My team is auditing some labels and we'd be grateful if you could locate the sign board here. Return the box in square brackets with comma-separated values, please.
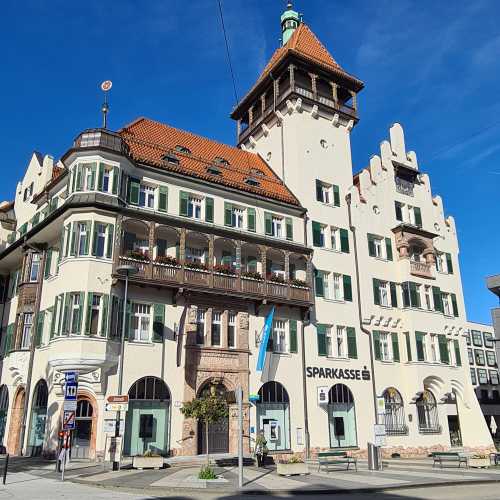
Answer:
[105, 435, 122, 463]
[317, 386, 329, 405]
[374, 434, 386, 447]
[376, 397, 386, 415]
[296, 427, 304, 446]
[103, 419, 124, 434]
[374, 424, 386, 436]
[107, 395, 129, 404]
[63, 410, 76, 430]
[63, 400, 77, 411]
[64, 372, 78, 401]
[105, 402, 129, 412]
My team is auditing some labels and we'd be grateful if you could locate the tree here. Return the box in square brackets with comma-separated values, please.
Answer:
[180, 385, 229, 466]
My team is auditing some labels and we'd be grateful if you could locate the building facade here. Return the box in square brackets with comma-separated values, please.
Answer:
[0, 5, 494, 460]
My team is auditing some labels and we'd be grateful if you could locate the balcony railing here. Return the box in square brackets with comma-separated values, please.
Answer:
[410, 260, 433, 279]
[117, 256, 312, 304]
[418, 424, 442, 434]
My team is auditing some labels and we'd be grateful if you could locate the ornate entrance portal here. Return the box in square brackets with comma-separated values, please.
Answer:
[197, 383, 229, 454]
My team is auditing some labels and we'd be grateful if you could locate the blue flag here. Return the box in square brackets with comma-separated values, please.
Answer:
[256, 306, 275, 372]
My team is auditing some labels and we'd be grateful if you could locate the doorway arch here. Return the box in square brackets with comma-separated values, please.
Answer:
[197, 382, 229, 455]
[328, 384, 357, 448]
[124, 377, 171, 456]
[7, 386, 25, 455]
[0, 385, 9, 448]
[72, 396, 97, 459]
[256, 381, 290, 451]
[27, 379, 48, 456]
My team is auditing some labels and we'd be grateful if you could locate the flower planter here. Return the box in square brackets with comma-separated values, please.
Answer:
[277, 462, 309, 476]
[132, 455, 164, 470]
[468, 457, 490, 468]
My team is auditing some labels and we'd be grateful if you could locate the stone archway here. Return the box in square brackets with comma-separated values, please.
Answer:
[7, 386, 26, 455]
[72, 391, 98, 460]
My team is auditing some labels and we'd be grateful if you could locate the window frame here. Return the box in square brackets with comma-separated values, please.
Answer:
[471, 330, 483, 347]
[29, 253, 41, 282]
[272, 319, 288, 354]
[130, 302, 151, 342]
[21, 312, 34, 349]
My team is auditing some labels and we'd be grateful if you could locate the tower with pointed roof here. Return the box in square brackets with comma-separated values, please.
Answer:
[281, 2, 300, 45]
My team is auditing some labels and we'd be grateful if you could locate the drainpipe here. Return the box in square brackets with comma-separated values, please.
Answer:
[345, 195, 379, 424]
[19, 245, 47, 455]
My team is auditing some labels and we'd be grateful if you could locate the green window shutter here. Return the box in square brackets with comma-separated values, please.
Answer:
[44, 248, 52, 278]
[385, 238, 393, 261]
[451, 293, 459, 317]
[347, 327, 357, 359]
[438, 334, 449, 364]
[76, 292, 84, 334]
[35, 311, 45, 347]
[153, 303, 165, 342]
[392, 332, 400, 362]
[56, 293, 65, 336]
[405, 332, 412, 362]
[5, 324, 13, 354]
[317, 324, 327, 356]
[264, 212, 272, 236]
[85, 292, 94, 335]
[106, 225, 114, 259]
[83, 221, 91, 255]
[390, 282, 398, 307]
[312, 221, 322, 247]
[179, 191, 189, 216]
[62, 293, 72, 335]
[414, 207, 422, 227]
[69, 223, 77, 256]
[285, 217, 293, 241]
[416, 332, 425, 361]
[158, 186, 168, 212]
[247, 208, 256, 232]
[454, 340, 461, 366]
[224, 202, 233, 227]
[340, 228, 349, 253]
[128, 178, 140, 205]
[289, 320, 297, 353]
[89, 163, 97, 190]
[100, 295, 109, 337]
[70, 167, 76, 193]
[402, 282, 410, 307]
[205, 197, 214, 222]
[49, 301, 57, 339]
[367, 234, 376, 257]
[395, 201, 402, 221]
[97, 163, 104, 191]
[112, 166, 119, 195]
[409, 282, 420, 307]
[333, 184, 340, 207]
[75, 165, 83, 191]
[373, 278, 380, 305]
[373, 331, 381, 360]
[91, 222, 98, 256]
[446, 253, 453, 274]
[432, 286, 443, 312]
[343, 274, 352, 302]
[314, 270, 324, 297]
[315, 179, 322, 201]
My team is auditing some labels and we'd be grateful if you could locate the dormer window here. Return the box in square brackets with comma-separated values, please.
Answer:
[245, 177, 260, 187]
[250, 168, 264, 177]
[175, 145, 191, 155]
[162, 152, 180, 165]
[207, 165, 221, 176]
[214, 156, 230, 166]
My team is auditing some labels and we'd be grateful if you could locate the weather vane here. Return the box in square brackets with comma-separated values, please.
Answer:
[100, 80, 112, 129]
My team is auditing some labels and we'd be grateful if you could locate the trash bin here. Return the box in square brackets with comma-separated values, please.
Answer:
[368, 442, 380, 470]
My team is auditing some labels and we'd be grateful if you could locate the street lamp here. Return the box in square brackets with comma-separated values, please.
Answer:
[113, 264, 138, 471]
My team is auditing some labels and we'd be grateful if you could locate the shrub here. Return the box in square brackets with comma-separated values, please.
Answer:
[198, 466, 217, 480]
[290, 278, 308, 287]
[279, 455, 304, 464]
[268, 273, 285, 284]
[127, 250, 150, 261]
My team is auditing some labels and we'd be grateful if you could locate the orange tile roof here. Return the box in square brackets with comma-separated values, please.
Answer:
[119, 117, 301, 207]
[233, 24, 363, 116]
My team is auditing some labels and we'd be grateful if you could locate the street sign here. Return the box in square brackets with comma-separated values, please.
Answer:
[63, 410, 76, 430]
[64, 372, 78, 401]
[103, 419, 124, 434]
[374, 424, 386, 436]
[107, 395, 129, 404]
[374, 434, 386, 446]
[105, 402, 128, 412]
[63, 400, 77, 411]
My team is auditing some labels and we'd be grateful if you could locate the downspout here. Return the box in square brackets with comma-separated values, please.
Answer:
[346, 194, 379, 425]
[19, 245, 47, 455]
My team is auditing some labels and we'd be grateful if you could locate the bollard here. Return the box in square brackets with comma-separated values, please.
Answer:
[3, 454, 9, 485]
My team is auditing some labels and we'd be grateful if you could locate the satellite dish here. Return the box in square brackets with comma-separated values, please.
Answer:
[101, 80, 113, 92]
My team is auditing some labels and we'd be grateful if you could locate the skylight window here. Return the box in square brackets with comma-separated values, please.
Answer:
[162, 152, 180, 165]
[207, 166, 222, 176]
[175, 145, 191, 154]
[245, 177, 260, 187]
[250, 168, 264, 177]
[214, 156, 230, 166]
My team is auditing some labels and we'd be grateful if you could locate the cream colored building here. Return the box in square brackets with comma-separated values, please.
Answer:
[0, 4, 494, 460]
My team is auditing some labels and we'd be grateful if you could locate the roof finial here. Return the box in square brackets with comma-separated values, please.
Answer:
[281, 1, 300, 46]
[100, 80, 112, 129]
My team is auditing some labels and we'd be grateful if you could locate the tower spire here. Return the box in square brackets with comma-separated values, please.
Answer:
[281, 1, 301, 46]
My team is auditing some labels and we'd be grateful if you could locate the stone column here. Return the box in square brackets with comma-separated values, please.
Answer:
[148, 222, 155, 279]
[330, 82, 338, 106]
[205, 308, 213, 347]
[309, 73, 318, 99]
[289, 64, 295, 91]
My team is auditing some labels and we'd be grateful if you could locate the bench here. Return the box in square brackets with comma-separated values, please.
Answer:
[317, 451, 357, 472]
[432, 452, 468, 468]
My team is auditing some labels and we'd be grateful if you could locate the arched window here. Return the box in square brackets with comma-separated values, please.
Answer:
[328, 384, 357, 448]
[383, 388, 407, 435]
[416, 390, 440, 433]
[256, 382, 290, 451]
[76, 399, 94, 418]
[0, 385, 9, 445]
[129, 376, 171, 401]
[33, 380, 48, 409]
[28, 380, 48, 455]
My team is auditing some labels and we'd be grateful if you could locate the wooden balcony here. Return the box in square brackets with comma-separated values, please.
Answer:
[117, 256, 313, 306]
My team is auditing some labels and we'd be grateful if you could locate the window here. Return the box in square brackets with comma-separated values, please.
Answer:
[465, 331, 471, 346]
[475, 349, 485, 366]
[271, 216, 282, 238]
[424, 286, 433, 310]
[416, 390, 440, 432]
[102, 168, 110, 192]
[484, 332, 494, 349]
[379, 281, 389, 307]
[70, 294, 82, 334]
[490, 370, 499, 385]
[315, 180, 340, 206]
[272, 319, 288, 353]
[211, 311, 222, 347]
[332, 273, 343, 301]
[435, 253, 444, 272]
[430, 334, 439, 363]
[330, 227, 340, 251]
[395, 201, 422, 227]
[186, 246, 205, 264]
[416, 332, 427, 361]
[196, 309, 205, 345]
[367, 233, 393, 260]
[89, 295, 101, 336]
[486, 351, 497, 367]
[467, 348, 474, 365]
[228, 312, 236, 348]
[29, 253, 41, 282]
[77, 223, 88, 256]
[139, 184, 155, 209]
[470, 368, 477, 385]
[477, 368, 488, 385]
[131, 303, 150, 342]
[336, 326, 347, 358]
[442, 293, 452, 316]
[231, 206, 244, 229]
[85, 164, 95, 190]
[188, 196, 202, 219]
[383, 388, 407, 435]
[21, 312, 33, 349]
[402, 282, 421, 308]
[472, 330, 483, 347]
[380, 332, 392, 361]
[325, 326, 333, 357]
[94, 223, 107, 258]
[374, 279, 397, 307]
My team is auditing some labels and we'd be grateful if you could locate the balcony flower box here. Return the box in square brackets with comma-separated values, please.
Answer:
[213, 264, 236, 275]
[290, 278, 308, 288]
[132, 454, 164, 470]
[268, 273, 286, 284]
[277, 457, 308, 476]
[126, 250, 150, 262]
[185, 262, 209, 272]
[155, 255, 179, 267]
[241, 271, 263, 281]
[468, 455, 490, 468]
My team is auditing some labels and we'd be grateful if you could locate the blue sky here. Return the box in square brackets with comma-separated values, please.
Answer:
[1, 0, 498, 324]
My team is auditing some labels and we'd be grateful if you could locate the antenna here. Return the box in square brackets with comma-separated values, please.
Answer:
[100, 80, 112, 129]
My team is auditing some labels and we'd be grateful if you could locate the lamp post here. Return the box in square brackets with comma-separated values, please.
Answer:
[113, 265, 138, 471]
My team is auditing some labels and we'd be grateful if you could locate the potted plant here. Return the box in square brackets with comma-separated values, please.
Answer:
[155, 255, 179, 266]
[277, 455, 309, 476]
[213, 264, 236, 275]
[290, 278, 308, 288]
[241, 270, 263, 280]
[132, 449, 164, 470]
[468, 454, 490, 468]
[127, 250, 150, 262]
[268, 273, 286, 284]
[185, 261, 208, 271]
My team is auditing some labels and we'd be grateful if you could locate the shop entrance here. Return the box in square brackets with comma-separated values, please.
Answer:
[72, 399, 94, 459]
[197, 383, 229, 454]
[27, 380, 48, 456]
[446, 391, 462, 447]
[328, 384, 357, 448]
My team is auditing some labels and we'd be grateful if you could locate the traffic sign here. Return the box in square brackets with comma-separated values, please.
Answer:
[63, 410, 76, 430]
[107, 395, 129, 404]
[105, 402, 128, 412]
[63, 400, 77, 411]
[64, 372, 78, 401]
